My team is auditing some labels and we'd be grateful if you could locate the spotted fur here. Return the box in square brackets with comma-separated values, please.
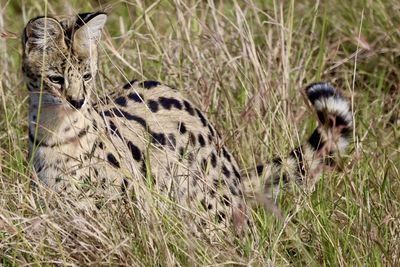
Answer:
[22, 13, 352, 235]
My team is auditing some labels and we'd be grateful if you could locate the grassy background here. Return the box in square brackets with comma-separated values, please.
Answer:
[0, 0, 399, 265]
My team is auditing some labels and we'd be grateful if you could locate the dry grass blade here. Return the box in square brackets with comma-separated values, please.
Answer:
[0, 0, 399, 266]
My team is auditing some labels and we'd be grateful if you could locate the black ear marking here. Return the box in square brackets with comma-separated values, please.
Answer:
[76, 12, 108, 28]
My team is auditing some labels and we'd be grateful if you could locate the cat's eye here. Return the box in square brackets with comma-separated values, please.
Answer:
[49, 75, 65, 85]
[83, 73, 92, 81]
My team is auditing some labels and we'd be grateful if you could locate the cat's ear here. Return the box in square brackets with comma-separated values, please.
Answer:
[73, 13, 107, 57]
[23, 17, 65, 53]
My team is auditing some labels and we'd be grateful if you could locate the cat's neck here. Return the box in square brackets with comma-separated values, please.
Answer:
[28, 95, 96, 148]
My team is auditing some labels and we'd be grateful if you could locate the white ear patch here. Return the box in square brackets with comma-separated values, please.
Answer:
[79, 14, 107, 42]
[73, 14, 107, 56]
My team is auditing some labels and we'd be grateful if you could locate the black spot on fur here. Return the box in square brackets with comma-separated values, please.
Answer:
[189, 132, 196, 146]
[270, 175, 286, 188]
[28, 82, 35, 91]
[109, 121, 123, 138]
[208, 124, 215, 137]
[167, 133, 176, 150]
[195, 108, 207, 127]
[99, 177, 106, 189]
[221, 195, 231, 206]
[82, 175, 90, 184]
[178, 122, 187, 134]
[216, 211, 226, 222]
[222, 164, 230, 178]
[77, 127, 88, 138]
[107, 153, 120, 168]
[281, 173, 289, 184]
[207, 134, 213, 143]
[173, 99, 182, 110]
[213, 178, 220, 188]
[141, 80, 160, 89]
[104, 109, 147, 128]
[98, 142, 104, 149]
[272, 157, 282, 165]
[123, 79, 137, 89]
[148, 100, 159, 112]
[115, 96, 127, 107]
[140, 160, 147, 175]
[229, 185, 239, 196]
[127, 92, 144, 103]
[183, 100, 195, 116]
[187, 152, 195, 164]
[200, 198, 206, 209]
[159, 97, 182, 110]
[152, 132, 166, 146]
[209, 189, 217, 198]
[256, 165, 264, 175]
[127, 141, 142, 161]
[232, 166, 241, 180]
[159, 97, 172, 110]
[237, 189, 243, 196]
[222, 147, 231, 162]
[92, 120, 98, 130]
[35, 164, 43, 173]
[121, 178, 129, 193]
[198, 134, 206, 147]
[201, 199, 213, 210]
[211, 152, 217, 168]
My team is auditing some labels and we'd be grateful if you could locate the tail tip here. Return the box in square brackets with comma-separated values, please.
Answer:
[305, 82, 339, 104]
[305, 82, 353, 127]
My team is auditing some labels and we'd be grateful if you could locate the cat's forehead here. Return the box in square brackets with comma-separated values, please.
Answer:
[56, 15, 77, 30]
[51, 15, 80, 42]
[55, 13, 104, 31]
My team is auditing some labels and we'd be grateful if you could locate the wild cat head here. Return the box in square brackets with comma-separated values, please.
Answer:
[22, 12, 107, 110]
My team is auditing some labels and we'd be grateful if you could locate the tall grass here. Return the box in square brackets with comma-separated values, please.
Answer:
[0, 0, 399, 265]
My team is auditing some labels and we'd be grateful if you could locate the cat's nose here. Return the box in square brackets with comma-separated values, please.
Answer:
[67, 97, 85, 109]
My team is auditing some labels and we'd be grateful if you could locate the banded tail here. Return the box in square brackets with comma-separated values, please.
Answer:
[243, 83, 353, 214]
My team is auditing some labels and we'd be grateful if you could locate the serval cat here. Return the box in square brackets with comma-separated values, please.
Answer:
[22, 12, 352, 235]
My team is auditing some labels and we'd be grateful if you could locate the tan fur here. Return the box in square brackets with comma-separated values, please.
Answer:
[22, 13, 352, 236]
